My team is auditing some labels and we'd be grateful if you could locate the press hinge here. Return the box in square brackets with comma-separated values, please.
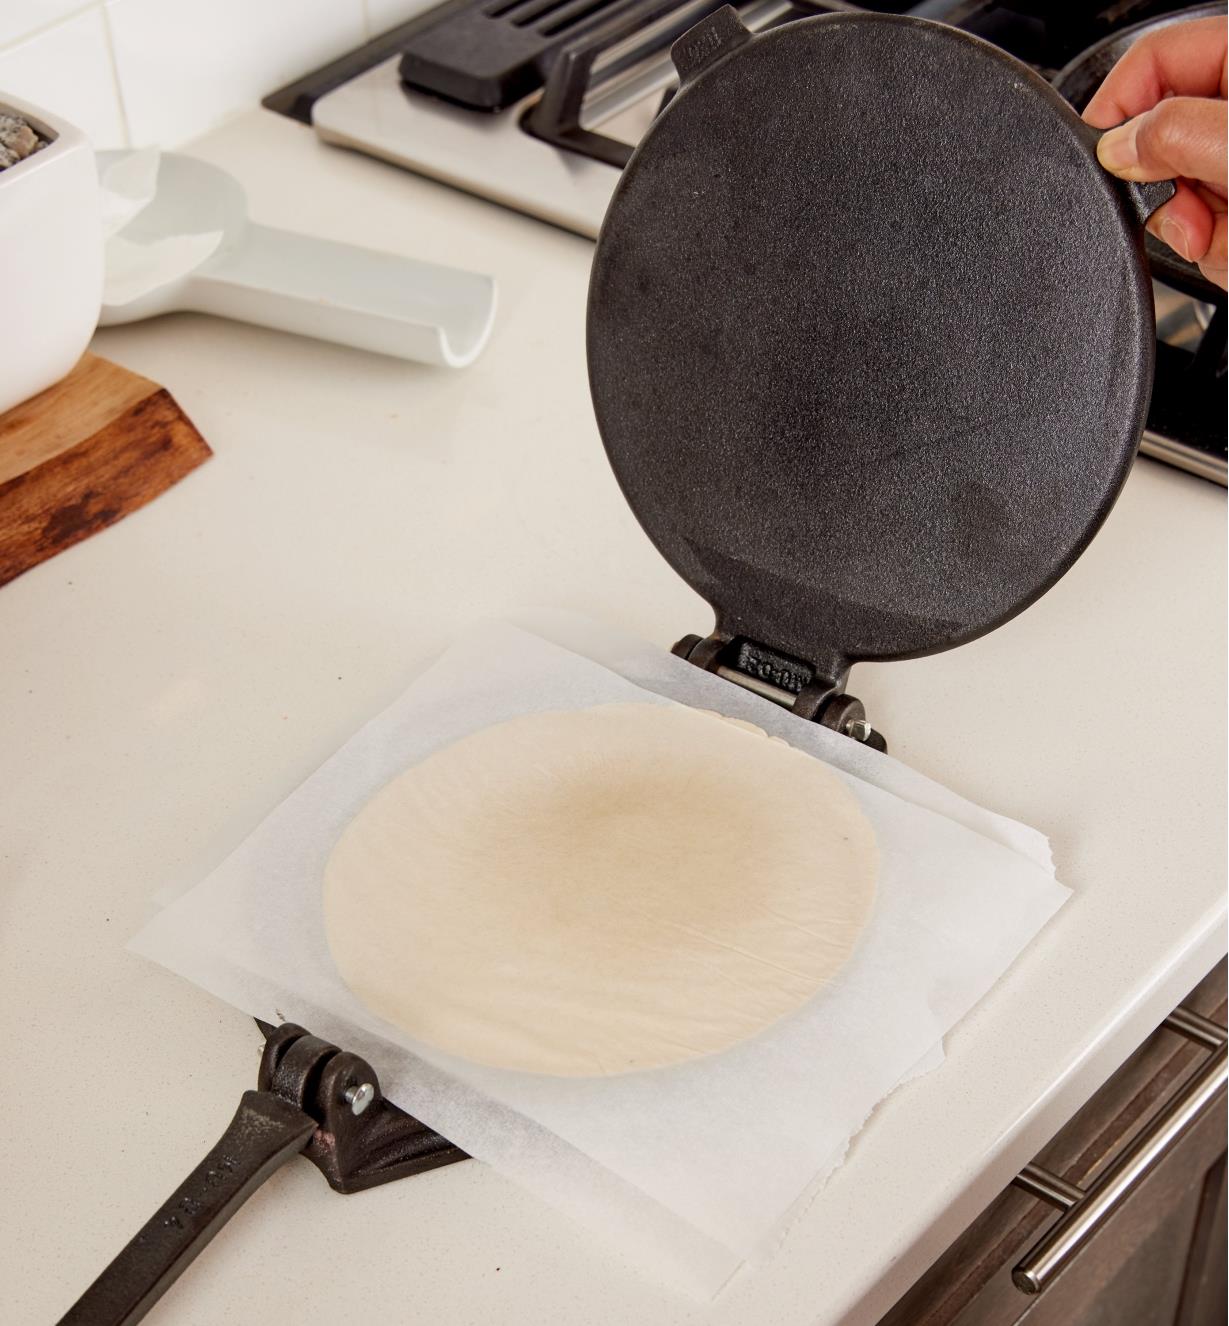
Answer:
[672, 632, 887, 753]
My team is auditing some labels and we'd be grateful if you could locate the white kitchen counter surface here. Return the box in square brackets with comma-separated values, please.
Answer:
[2, 110, 1225, 1326]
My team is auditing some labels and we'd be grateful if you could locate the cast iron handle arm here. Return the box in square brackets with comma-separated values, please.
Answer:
[56, 1023, 466, 1323]
[57, 1090, 316, 1326]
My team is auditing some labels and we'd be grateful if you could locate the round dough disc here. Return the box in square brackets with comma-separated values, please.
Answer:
[324, 702, 878, 1076]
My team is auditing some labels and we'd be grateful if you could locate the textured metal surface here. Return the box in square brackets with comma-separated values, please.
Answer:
[59, 1092, 317, 1326]
[256, 1021, 468, 1194]
[58, 1025, 467, 1325]
[673, 626, 888, 748]
[588, 9, 1158, 670]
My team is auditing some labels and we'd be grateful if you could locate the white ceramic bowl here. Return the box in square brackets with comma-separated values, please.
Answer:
[0, 94, 102, 416]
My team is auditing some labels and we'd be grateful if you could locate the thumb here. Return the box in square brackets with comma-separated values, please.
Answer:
[1097, 97, 1228, 191]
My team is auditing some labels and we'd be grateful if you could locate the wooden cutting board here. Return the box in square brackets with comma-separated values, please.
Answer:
[0, 352, 211, 587]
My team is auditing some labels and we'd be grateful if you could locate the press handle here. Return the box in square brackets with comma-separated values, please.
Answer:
[58, 1090, 316, 1326]
[1010, 1006, 1228, 1295]
[1081, 123, 1176, 224]
[185, 224, 497, 368]
[1119, 175, 1176, 226]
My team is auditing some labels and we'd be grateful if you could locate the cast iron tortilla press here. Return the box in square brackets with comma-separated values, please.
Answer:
[60, 10, 1172, 1324]
[588, 6, 1171, 753]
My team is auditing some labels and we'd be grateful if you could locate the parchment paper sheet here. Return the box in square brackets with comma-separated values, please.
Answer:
[131, 619, 1069, 1297]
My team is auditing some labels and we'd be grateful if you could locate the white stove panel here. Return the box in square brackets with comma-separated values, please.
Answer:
[312, 58, 624, 239]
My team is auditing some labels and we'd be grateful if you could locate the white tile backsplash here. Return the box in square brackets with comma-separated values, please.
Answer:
[0, 1, 91, 50]
[363, 0, 437, 38]
[0, 6, 126, 147]
[106, 0, 364, 145]
[0, 0, 378, 150]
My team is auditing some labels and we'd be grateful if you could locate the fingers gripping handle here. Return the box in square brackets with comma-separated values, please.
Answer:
[1086, 123, 1176, 224]
[58, 1091, 316, 1326]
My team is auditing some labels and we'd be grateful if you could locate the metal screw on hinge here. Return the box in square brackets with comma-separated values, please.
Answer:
[845, 719, 874, 742]
[343, 1082, 376, 1116]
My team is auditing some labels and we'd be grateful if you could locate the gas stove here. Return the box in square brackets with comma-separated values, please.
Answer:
[265, 0, 1227, 484]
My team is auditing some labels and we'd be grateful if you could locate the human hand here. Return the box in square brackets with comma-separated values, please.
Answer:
[1083, 16, 1227, 290]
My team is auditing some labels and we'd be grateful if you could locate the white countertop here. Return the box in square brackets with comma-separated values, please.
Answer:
[2, 109, 1225, 1326]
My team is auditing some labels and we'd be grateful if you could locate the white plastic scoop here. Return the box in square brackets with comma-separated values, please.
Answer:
[97, 151, 496, 368]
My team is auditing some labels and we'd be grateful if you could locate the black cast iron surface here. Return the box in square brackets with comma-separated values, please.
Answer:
[588, 9, 1162, 675]
[58, 1024, 465, 1326]
[58, 1092, 317, 1326]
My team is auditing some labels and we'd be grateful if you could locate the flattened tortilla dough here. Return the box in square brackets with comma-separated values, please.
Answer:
[324, 702, 878, 1076]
